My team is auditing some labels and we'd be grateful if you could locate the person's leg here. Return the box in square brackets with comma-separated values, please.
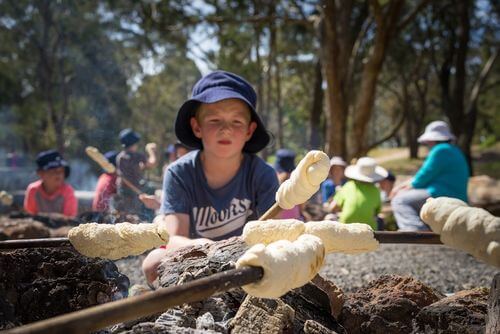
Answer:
[392, 189, 431, 231]
[142, 247, 169, 285]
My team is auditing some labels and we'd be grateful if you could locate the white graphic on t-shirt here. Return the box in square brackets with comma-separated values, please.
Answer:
[193, 198, 253, 238]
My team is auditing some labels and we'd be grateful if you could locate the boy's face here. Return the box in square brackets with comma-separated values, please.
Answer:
[37, 167, 65, 189]
[190, 99, 257, 159]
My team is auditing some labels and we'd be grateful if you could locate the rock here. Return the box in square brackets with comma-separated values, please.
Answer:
[229, 296, 295, 333]
[415, 287, 489, 333]
[0, 216, 50, 240]
[312, 274, 345, 318]
[486, 273, 500, 334]
[339, 275, 444, 334]
[0, 247, 129, 329]
[304, 320, 340, 334]
[468, 175, 500, 215]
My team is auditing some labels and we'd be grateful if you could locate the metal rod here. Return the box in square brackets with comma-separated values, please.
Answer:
[0, 237, 71, 250]
[259, 202, 282, 220]
[5, 266, 264, 334]
[0, 231, 443, 251]
[374, 231, 442, 244]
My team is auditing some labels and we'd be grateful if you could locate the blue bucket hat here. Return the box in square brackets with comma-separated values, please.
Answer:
[119, 128, 141, 148]
[174, 71, 270, 153]
[274, 149, 296, 173]
[104, 150, 118, 166]
[36, 149, 70, 178]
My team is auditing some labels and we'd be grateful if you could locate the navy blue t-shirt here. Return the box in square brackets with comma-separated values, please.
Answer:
[160, 150, 279, 240]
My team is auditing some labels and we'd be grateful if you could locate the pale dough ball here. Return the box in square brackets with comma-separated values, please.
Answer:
[276, 151, 330, 209]
[242, 219, 305, 246]
[304, 220, 379, 254]
[236, 234, 325, 298]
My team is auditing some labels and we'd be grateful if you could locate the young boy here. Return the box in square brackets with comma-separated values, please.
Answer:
[24, 149, 78, 217]
[325, 157, 387, 230]
[142, 71, 279, 284]
[92, 150, 118, 212]
[114, 128, 157, 215]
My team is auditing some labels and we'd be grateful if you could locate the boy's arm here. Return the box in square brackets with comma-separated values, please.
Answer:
[62, 186, 78, 218]
[156, 213, 213, 250]
[24, 185, 37, 214]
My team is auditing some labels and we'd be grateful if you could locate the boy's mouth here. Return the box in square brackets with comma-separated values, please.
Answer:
[218, 140, 232, 145]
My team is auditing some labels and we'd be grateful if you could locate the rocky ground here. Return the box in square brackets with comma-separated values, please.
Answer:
[115, 243, 499, 296]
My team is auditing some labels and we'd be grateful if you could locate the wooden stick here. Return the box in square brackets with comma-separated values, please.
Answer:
[5, 266, 264, 334]
[258, 202, 282, 220]
[0, 232, 443, 251]
[121, 177, 143, 195]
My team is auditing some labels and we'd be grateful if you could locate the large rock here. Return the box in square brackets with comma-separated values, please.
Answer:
[339, 275, 444, 334]
[0, 247, 129, 329]
[415, 288, 489, 333]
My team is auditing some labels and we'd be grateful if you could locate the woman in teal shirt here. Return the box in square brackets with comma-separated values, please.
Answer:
[391, 121, 469, 230]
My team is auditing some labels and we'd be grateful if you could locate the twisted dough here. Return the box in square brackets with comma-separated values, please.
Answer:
[242, 219, 305, 246]
[236, 234, 325, 298]
[85, 146, 116, 174]
[0, 191, 13, 206]
[68, 222, 169, 260]
[304, 220, 379, 254]
[276, 150, 330, 209]
[420, 197, 500, 268]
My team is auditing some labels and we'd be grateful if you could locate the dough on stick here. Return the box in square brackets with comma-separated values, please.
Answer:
[421, 197, 500, 268]
[276, 150, 330, 209]
[236, 234, 325, 298]
[242, 219, 305, 246]
[305, 220, 379, 254]
[68, 222, 169, 260]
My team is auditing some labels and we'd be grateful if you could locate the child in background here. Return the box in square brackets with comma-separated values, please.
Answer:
[325, 157, 387, 230]
[320, 156, 347, 204]
[142, 71, 279, 284]
[92, 150, 118, 212]
[273, 149, 310, 221]
[24, 150, 78, 217]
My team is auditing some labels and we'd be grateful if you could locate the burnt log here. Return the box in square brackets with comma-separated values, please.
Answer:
[486, 273, 500, 334]
[0, 247, 129, 330]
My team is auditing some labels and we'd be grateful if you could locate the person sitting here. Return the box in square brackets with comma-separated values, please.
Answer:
[325, 157, 387, 230]
[273, 149, 310, 221]
[24, 150, 78, 218]
[92, 150, 118, 212]
[320, 156, 347, 205]
[391, 121, 469, 231]
[142, 71, 279, 285]
[114, 128, 157, 215]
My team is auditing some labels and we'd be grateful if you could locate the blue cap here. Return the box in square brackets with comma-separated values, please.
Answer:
[174, 71, 270, 153]
[36, 149, 70, 178]
[274, 149, 296, 173]
[104, 150, 118, 166]
[119, 128, 141, 148]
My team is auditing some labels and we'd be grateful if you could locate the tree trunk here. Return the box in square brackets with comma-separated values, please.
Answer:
[309, 60, 323, 150]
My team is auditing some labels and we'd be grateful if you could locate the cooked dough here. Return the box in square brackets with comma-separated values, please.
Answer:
[86, 146, 116, 174]
[242, 219, 305, 246]
[305, 220, 379, 254]
[420, 197, 468, 233]
[145, 142, 157, 154]
[420, 197, 500, 268]
[276, 150, 330, 209]
[236, 234, 325, 298]
[68, 222, 169, 260]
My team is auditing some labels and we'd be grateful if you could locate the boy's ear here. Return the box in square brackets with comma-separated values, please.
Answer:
[190, 117, 202, 139]
[246, 121, 257, 141]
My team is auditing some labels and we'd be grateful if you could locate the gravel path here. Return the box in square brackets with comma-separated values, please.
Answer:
[115, 244, 499, 295]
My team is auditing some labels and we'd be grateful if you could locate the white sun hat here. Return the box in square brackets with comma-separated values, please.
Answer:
[417, 120, 456, 143]
[344, 157, 388, 183]
[330, 156, 347, 167]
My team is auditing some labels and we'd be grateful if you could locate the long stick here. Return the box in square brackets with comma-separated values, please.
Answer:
[5, 266, 264, 334]
[0, 231, 444, 251]
[259, 202, 282, 220]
